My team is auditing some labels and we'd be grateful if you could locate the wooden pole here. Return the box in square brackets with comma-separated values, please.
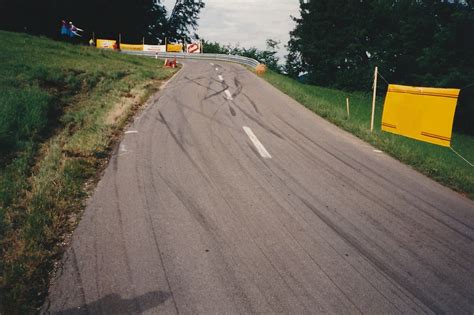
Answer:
[346, 97, 350, 119]
[370, 66, 378, 132]
[119, 33, 121, 45]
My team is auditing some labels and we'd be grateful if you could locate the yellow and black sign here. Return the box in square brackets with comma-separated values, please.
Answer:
[381, 84, 460, 147]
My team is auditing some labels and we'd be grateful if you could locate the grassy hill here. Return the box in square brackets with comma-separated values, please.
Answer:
[0, 30, 177, 313]
[263, 71, 474, 199]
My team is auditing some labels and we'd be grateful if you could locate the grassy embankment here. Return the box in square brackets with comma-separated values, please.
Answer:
[263, 70, 474, 199]
[0, 30, 177, 313]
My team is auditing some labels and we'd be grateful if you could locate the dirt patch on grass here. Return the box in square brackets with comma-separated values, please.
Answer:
[105, 84, 150, 126]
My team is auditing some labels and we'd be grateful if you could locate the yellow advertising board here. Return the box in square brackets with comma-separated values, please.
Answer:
[166, 44, 183, 52]
[381, 84, 460, 147]
[96, 39, 116, 49]
[120, 43, 144, 51]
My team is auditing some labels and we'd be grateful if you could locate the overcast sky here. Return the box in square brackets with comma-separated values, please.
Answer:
[162, 0, 300, 60]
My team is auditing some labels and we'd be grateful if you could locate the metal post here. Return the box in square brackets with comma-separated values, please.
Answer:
[371, 66, 378, 132]
[346, 97, 350, 119]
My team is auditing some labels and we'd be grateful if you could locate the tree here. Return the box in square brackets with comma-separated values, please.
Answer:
[165, 0, 205, 42]
[286, 0, 474, 134]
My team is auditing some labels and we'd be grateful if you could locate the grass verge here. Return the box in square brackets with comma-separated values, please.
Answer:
[262, 70, 474, 199]
[0, 31, 177, 313]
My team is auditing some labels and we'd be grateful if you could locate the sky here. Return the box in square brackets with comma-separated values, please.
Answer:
[162, 0, 301, 60]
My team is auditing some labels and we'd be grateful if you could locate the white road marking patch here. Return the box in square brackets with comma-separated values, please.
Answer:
[373, 149, 382, 153]
[215, 67, 219, 71]
[210, 63, 214, 66]
[243, 126, 272, 159]
[218, 75, 224, 81]
[224, 89, 233, 101]
[125, 130, 138, 134]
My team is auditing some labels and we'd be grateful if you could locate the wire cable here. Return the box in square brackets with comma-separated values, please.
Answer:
[450, 146, 474, 167]
[377, 71, 390, 86]
[461, 82, 474, 90]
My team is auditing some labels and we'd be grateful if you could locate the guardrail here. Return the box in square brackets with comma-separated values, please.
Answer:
[121, 50, 261, 68]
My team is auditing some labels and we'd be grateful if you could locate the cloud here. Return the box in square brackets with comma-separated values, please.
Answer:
[162, 0, 300, 60]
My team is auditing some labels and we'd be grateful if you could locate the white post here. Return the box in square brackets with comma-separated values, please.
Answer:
[370, 66, 378, 132]
[346, 97, 350, 119]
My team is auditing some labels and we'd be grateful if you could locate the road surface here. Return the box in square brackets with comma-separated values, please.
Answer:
[44, 60, 474, 314]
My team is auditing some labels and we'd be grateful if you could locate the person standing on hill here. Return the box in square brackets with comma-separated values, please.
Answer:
[69, 22, 83, 37]
[60, 20, 69, 39]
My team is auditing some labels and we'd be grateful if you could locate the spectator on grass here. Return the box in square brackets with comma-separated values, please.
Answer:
[60, 20, 69, 38]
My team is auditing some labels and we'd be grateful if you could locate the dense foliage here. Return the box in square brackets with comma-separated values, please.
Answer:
[203, 39, 283, 73]
[287, 0, 474, 134]
[0, 0, 205, 43]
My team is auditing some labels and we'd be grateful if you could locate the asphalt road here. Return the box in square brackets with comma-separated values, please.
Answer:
[44, 60, 474, 314]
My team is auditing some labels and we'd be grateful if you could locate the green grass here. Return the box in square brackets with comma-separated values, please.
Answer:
[263, 70, 474, 199]
[0, 30, 177, 313]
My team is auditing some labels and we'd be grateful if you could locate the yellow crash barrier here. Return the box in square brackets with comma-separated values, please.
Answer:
[381, 84, 460, 147]
[120, 43, 144, 51]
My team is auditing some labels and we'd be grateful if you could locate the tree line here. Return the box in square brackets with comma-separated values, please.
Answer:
[0, 0, 204, 43]
[286, 0, 474, 134]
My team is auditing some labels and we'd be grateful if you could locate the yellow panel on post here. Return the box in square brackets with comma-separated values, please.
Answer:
[120, 44, 144, 51]
[166, 44, 183, 52]
[96, 39, 116, 49]
[381, 84, 460, 147]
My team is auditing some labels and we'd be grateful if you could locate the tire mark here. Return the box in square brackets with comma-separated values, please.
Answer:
[274, 132, 474, 300]
[71, 247, 91, 314]
[275, 117, 474, 266]
[277, 117, 474, 240]
[112, 176, 142, 314]
[221, 129, 411, 313]
[243, 93, 261, 114]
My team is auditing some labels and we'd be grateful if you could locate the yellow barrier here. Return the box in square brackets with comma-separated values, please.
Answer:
[381, 84, 460, 147]
[167, 44, 183, 52]
[120, 43, 144, 51]
[96, 39, 116, 49]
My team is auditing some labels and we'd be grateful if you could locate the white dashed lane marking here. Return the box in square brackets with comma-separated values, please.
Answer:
[224, 90, 233, 101]
[243, 126, 272, 159]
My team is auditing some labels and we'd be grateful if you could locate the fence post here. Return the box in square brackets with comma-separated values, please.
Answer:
[371, 66, 378, 132]
[346, 97, 350, 119]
